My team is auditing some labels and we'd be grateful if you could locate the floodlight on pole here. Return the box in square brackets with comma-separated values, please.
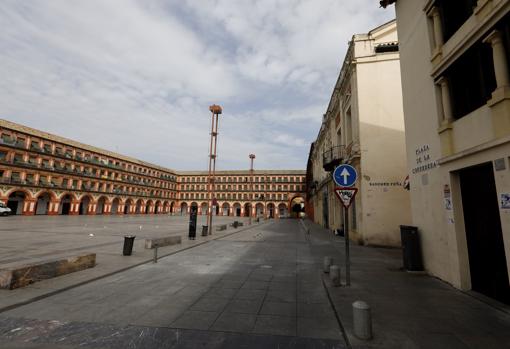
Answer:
[207, 104, 222, 235]
[248, 154, 255, 225]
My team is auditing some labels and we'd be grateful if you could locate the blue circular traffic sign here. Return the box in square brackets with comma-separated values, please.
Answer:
[333, 164, 357, 187]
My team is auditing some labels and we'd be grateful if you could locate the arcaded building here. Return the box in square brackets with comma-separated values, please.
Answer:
[178, 171, 305, 218]
[0, 119, 305, 218]
[307, 20, 411, 247]
[381, 0, 510, 304]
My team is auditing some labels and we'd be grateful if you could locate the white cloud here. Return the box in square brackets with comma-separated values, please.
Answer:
[0, 0, 394, 170]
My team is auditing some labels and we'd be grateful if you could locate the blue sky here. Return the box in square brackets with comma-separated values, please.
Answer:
[0, 1, 394, 170]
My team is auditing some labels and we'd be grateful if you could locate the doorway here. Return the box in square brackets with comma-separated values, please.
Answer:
[459, 162, 510, 304]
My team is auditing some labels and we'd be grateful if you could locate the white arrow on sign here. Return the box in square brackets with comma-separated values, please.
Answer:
[340, 168, 350, 185]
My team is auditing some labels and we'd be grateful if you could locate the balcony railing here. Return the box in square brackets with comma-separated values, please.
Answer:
[322, 145, 346, 172]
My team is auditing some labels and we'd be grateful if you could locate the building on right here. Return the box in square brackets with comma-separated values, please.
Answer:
[381, 0, 510, 304]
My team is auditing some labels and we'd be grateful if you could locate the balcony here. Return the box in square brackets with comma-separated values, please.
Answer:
[0, 137, 15, 146]
[322, 145, 346, 172]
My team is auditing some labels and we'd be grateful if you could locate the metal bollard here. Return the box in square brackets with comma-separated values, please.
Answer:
[323, 256, 333, 273]
[352, 301, 372, 340]
[329, 265, 341, 286]
[153, 244, 158, 263]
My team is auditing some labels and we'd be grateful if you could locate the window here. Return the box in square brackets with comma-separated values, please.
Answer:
[436, 0, 477, 42]
[1, 133, 13, 143]
[39, 175, 48, 185]
[30, 141, 41, 151]
[11, 172, 21, 183]
[15, 137, 25, 148]
[26, 173, 34, 184]
[0, 151, 6, 161]
[445, 41, 496, 119]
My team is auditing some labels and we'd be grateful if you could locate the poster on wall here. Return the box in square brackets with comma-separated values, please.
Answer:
[443, 184, 452, 210]
[501, 194, 510, 209]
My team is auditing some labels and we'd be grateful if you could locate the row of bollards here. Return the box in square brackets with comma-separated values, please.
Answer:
[324, 256, 372, 340]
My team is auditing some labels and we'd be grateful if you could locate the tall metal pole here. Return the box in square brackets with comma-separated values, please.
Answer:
[207, 104, 222, 235]
[249, 154, 255, 225]
[344, 206, 351, 286]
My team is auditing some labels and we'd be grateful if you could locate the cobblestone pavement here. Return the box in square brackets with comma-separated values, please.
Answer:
[0, 219, 346, 349]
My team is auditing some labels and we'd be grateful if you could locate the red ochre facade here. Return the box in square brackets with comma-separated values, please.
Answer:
[0, 120, 305, 218]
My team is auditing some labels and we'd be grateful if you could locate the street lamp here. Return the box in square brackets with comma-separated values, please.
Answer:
[207, 104, 222, 235]
[248, 154, 255, 225]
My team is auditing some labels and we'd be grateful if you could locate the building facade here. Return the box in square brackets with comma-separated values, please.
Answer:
[307, 20, 411, 247]
[177, 171, 306, 218]
[0, 119, 304, 218]
[382, 0, 510, 304]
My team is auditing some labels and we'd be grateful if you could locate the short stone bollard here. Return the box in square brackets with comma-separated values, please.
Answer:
[352, 300, 372, 340]
[323, 256, 333, 273]
[329, 265, 341, 286]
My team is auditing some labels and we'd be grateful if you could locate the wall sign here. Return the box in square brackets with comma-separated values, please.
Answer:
[412, 144, 438, 174]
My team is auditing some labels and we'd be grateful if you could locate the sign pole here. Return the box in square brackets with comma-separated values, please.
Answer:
[344, 206, 350, 286]
[333, 163, 358, 288]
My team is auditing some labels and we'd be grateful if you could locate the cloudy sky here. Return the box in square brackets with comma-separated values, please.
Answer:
[0, 1, 394, 171]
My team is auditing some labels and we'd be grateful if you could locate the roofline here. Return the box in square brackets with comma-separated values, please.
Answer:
[379, 0, 396, 9]
[0, 119, 305, 175]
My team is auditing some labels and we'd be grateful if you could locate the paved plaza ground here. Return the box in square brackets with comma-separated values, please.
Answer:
[0, 217, 509, 348]
[0, 214, 251, 311]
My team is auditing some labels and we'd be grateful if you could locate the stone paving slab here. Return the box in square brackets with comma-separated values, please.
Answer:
[0, 316, 345, 349]
[0, 215, 258, 312]
[302, 219, 510, 349]
[2, 218, 506, 348]
[0, 220, 347, 348]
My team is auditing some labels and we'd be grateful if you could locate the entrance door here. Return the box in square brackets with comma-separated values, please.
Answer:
[459, 163, 510, 305]
[61, 202, 71, 215]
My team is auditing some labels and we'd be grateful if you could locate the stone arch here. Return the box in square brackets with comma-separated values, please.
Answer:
[145, 200, 154, 214]
[7, 190, 31, 215]
[96, 196, 109, 215]
[289, 195, 305, 218]
[233, 202, 241, 217]
[180, 202, 188, 215]
[80, 195, 93, 215]
[135, 199, 144, 214]
[155, 200, 162, 214]
[59, 193, 77, 215]
[255, 202, 264, 217]
[111, 197, 121, 215]
[278, 203, 288, 218]
[163, 201, 170, 214]
[124, 198, 134, 214]
[200, 202, 208, 215]
[35, 191, 56, 215]
[267, 203, 275, 219]
[244, 202, 251, 217]
[170, 201, 175, 214]
[221, 202, 230, 216]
